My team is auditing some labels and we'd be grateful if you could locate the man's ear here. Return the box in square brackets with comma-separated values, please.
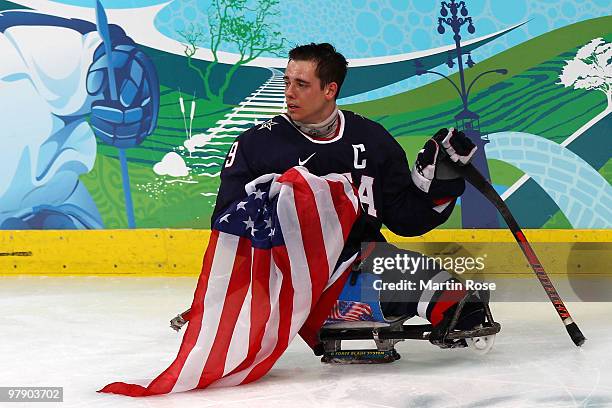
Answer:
[325, 82, 338, 100]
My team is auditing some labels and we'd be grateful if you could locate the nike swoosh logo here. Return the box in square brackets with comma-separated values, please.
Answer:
[298, 152, 316, 166]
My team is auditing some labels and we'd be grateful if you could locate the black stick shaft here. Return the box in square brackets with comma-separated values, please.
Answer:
[457, 163, 585, 346]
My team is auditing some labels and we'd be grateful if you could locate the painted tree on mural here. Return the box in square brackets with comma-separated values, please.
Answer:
[559, 37, 612, 110]
[178, 0, 286, 103]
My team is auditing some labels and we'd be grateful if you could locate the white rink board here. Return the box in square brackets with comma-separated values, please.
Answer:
[0, 277, 611, 408]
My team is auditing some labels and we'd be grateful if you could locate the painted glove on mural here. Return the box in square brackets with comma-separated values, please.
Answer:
[411, 128, 477, 210]
[0, 11, 160, 230]
[0, 13, 113, 229]
[87, 38, 160, 149]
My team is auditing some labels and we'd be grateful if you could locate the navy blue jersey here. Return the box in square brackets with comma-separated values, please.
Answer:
[213, 110, 458, 242]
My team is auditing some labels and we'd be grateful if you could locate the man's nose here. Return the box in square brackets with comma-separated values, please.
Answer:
[285, 84, 294, 99]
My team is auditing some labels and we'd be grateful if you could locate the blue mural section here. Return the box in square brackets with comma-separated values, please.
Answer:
[0, 9, 159, 229]
[487, 131, 612, 228]
[44, 0, 612, 101]
[50, 0, 169, 8]
[151, 0, 612, 102]
[492, 112, 612, 228]
[153, 0, 609, 58]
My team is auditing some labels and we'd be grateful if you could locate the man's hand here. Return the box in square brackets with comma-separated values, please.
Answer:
[432, 127, 477, 165]
[86, 41, 160, 148]
[412, 128, 476, 194]
[170, 313, 187, 332]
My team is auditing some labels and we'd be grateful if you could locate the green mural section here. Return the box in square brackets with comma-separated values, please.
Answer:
[80, 87, 233, 228]
[76, 16, 611, 229]
[0, 1, 27, 9]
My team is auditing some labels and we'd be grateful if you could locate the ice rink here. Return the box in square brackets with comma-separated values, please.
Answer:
[1, 276, 611, 408]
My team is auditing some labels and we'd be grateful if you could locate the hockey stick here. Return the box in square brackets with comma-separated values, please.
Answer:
[457, 163, 586, 347]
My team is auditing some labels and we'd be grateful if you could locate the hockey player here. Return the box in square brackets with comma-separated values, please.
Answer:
[172, 43, 492, 352]
[0, 10, 159, 229]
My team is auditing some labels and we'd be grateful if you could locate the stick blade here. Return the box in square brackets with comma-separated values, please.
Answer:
[566, 322, 586, 347]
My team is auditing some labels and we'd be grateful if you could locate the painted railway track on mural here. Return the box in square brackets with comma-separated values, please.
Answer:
[183, 68, 287, 178]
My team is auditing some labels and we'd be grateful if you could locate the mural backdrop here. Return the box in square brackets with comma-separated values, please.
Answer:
[0, 0, 610, 230]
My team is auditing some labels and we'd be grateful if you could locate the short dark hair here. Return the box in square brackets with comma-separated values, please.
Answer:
[288, 43, 348, 99]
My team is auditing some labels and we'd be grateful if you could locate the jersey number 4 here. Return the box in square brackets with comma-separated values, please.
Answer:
[343, 173, 377, 217]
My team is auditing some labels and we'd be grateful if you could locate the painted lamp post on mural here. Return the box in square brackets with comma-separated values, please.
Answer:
[417, 0, 507, 228]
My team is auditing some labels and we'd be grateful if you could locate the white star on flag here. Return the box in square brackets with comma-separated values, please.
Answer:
[236, 201, 247, 210]
[219, 214, 230, 223]
[243, 216, 255, 232]
[253, 189, 265, 200]
[264, 218, 272, 229]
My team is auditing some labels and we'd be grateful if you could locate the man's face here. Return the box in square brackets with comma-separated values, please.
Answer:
[284, 59, 337, 124]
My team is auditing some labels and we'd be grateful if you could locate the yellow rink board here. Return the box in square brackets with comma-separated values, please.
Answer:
[0, 229, 609, 276]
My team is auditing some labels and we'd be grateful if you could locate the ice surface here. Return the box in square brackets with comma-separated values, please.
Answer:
[0, 277, 610, 408]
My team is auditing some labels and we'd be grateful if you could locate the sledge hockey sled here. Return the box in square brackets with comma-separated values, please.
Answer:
[319, 294, 501, 364]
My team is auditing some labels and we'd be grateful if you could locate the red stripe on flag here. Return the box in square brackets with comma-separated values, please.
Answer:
[326, 179, 359, 242]
[196, 236, 252, 388]
[298, 263, 353, 349]
[279, 168, 330, 308]
[99, 231, 221, 396]
[224, 247, 272, 377]
[240, 245, 295, 384]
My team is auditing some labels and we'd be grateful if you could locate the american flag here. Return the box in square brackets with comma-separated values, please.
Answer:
[100, 167, 359, 396]
[326, 300, 376, 323]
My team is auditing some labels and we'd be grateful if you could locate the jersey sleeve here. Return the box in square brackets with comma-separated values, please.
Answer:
[380, 133, 457, 237]
[211, 130, 259, 223]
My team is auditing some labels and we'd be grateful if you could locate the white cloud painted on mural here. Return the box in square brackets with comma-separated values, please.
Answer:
[184, 133, 214, 153]
[154, 152, 190, 177]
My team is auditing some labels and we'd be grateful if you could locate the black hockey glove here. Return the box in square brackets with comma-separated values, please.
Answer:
[433, 127, 477, 166]
[411, 128, 476, 199]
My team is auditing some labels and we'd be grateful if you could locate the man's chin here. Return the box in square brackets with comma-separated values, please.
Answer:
[286, 112, 302, 122]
